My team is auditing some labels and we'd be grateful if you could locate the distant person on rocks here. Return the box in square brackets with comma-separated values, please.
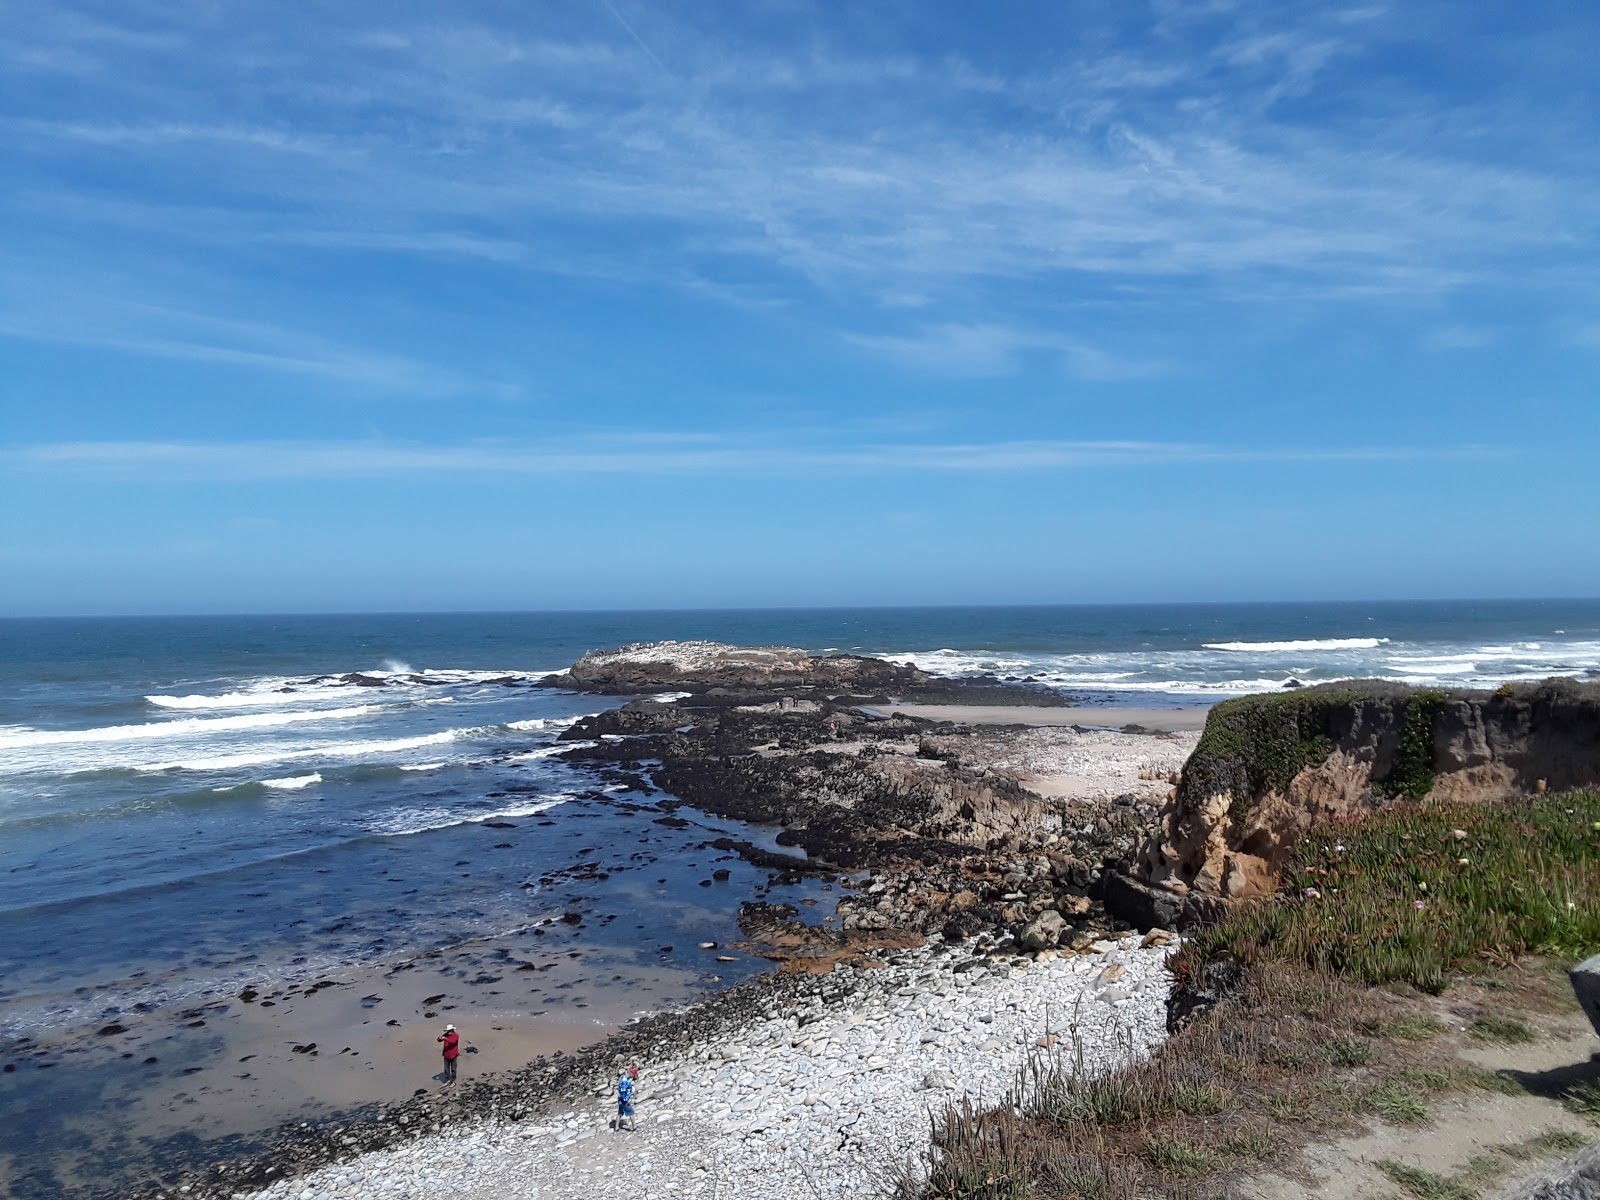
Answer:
[615, 1067, 637, 1131]
[436, 1023, 460, 1084]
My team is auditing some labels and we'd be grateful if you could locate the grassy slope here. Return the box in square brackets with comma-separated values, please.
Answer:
[915, 790, 1600, 1200]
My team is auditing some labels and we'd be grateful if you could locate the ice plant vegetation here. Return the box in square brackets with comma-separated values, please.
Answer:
[1180, 789, 1600, 992]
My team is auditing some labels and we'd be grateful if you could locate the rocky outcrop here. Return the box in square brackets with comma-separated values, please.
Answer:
[1121, 679, 1600, 921]
[540, 640, 1067, 706]
[557, 697, 1157, 945]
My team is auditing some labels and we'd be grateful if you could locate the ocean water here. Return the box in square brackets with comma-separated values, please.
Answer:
[1, 601, 1597, 1191]
[5, 601, 1598, 1009]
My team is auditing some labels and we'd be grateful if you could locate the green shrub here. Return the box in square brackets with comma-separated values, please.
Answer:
[1181, 690, 1361, 823]
[1375, 690, 1447, 800]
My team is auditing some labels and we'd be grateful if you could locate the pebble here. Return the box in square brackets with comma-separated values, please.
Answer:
[242, 937, 1171, 1200]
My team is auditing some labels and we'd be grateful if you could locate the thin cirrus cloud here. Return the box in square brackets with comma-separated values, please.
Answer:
[17, 437, 1498, 480]
[845, 324, 1171, 382]
[6, 5, 1595, 338]
[0, 293, 479, 394]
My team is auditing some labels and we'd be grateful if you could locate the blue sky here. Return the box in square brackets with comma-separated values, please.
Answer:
[2, 1, 1597, 615]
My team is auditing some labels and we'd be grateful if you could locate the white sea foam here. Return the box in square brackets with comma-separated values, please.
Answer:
[1203, 637, 1389, 653]
[891, 649, 1038, 674]
[147, 689, 336, 710]
[261, 773, 322, 789]
[507, 741, 597, 761]
[0, 705, 379, 750]
[1037, 676, 1301, 695]
[146, 666, 551, 713]
[400, 762, 446, 772]
[362, 794, 574, 838]
[136, 730, 457, 773]
[1386, 642, 1575, 664]
[505, 714, 591, 732]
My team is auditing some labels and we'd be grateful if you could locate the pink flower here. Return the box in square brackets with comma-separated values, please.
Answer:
[1413, 899, 1427, 910]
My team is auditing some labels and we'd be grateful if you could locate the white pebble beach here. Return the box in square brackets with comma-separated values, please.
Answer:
[244, 934, 1174, 1200]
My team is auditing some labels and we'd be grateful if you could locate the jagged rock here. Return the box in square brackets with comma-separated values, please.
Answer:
[539, 641, 1066, 706]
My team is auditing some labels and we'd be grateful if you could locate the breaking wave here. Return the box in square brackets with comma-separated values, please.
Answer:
[1203, 638, 1389, 653]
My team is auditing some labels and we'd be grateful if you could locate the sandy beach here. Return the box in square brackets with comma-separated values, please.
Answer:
[880, 701, 1213, 732]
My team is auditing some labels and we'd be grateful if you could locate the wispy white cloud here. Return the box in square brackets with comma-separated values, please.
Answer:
[845, 323, 1169, 381]
[0, 296, 476, 394]
[2, 1, 1595, 388]
[8, 7, 1593, 299]
[12, 435, 1499, 481]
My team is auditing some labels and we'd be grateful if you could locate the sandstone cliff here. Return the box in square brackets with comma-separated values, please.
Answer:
[1122, 679, 1600, 920]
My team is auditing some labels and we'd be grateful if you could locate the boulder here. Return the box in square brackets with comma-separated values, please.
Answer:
[1570, 953, 1600, 1038]
[1102, 870, 1184, 931]
[1019, 910, 1066, 951]
[1498, 1141, 1600, 1199]
[1131, 680, 1600, 906]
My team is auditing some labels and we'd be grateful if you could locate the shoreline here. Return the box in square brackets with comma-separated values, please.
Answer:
[36, 652, 1207, 1198]
[109, 723, 1190, 1199]
[215, 932, 1176, 1200]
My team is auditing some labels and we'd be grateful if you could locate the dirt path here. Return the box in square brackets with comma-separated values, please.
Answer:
[1235, 1004, 1600, 1199]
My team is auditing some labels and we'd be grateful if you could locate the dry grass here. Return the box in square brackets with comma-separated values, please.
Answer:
[918, 961, 1457, 1199]
[911, 789, 1600, 1200]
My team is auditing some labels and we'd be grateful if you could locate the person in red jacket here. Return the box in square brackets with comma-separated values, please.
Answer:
[436, 1023, 460, 1084]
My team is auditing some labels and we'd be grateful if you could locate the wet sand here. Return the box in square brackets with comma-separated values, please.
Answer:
[0, 913, 781, 1197]
[0, 794, 835, 1199]
[879, 702, 1212, 732]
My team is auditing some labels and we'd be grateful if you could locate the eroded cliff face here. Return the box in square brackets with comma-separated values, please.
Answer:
[1128, 680, 1600, 915]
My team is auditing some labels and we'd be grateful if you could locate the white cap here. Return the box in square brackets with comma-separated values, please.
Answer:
[445, 1024, 455, 1031]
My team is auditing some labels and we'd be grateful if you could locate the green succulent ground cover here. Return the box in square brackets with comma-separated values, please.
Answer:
[1179, 789, 1600, 993]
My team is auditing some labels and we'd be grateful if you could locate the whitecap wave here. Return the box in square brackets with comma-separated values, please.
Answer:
[1203, 638, 1390, 653]
[400, 762, 446, 772]
[0, 705, 379, 750]
[261, 773, 322, 790]
[136, 730, 457, 773]
[505, 714, 590, 732]
[147, 689, 335, 710]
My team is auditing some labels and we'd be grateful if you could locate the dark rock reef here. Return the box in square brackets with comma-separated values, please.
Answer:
[559, 693, 1156, 949]
[540, 640, 1067, 706]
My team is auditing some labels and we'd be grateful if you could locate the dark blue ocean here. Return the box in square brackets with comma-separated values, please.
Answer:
[1, 601, 1597, 1193]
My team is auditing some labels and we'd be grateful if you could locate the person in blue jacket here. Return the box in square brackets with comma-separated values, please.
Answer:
[615, 1067, 637, 1132]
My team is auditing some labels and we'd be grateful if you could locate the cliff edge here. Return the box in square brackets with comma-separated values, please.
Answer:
[1120, 678, 1600, 920]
